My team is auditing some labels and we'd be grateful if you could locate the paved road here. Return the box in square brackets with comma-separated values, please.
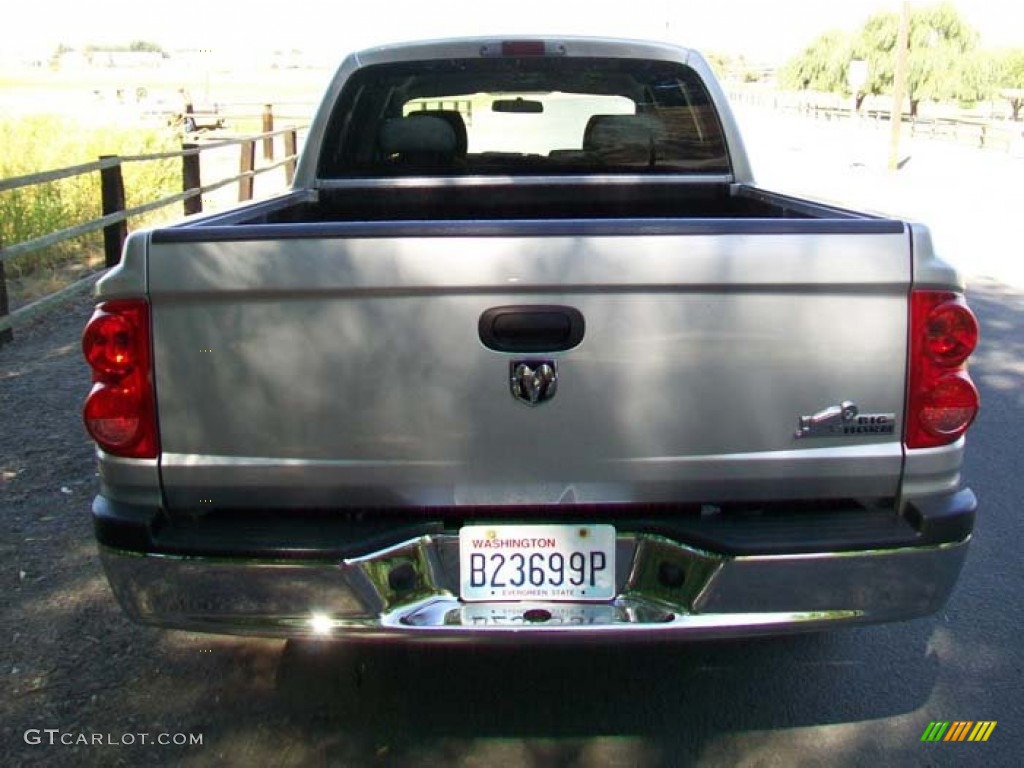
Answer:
[737, 105, 1024, 289]
[3, 112, 1022, 766]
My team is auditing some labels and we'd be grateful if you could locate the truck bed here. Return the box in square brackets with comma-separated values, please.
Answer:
[182, 182, 883, 230]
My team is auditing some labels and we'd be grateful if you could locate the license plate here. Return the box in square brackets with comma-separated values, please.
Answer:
[459, 524, 616, 602]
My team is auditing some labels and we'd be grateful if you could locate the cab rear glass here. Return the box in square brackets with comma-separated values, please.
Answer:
[317, 57, 731, 177]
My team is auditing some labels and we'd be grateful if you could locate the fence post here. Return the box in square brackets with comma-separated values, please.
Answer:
[99, 156, 127, 268]
[0, 243, 12, 347]
[262, 104, 274, 161]
[284, 129, 297, 186]
[239, 140, 255, 201]
[182, 143, 203, 216]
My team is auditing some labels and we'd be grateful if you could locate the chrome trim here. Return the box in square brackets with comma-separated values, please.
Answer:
[510, 361, 557, 406]
[313, 174, 736, 190]
[795, 401, 896, 440]
[99, 533, 969, 641]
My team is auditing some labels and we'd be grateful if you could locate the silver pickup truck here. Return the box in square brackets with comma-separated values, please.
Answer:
[82, 37, 980, 641]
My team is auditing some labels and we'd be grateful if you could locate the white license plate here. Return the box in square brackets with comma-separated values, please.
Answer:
[459, 524, 616, 602]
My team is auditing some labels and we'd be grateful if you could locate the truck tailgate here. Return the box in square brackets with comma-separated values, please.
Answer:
[148, 222, 910, 510]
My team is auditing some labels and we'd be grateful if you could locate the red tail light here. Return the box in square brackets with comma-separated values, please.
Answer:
[922, 295, 978, 367]
[480, 41, 566, 57]
[906, 291, 979, 449]
[501, 41, 547, 57]
[82, 300, 159, 458]
[83, 311, 137, 376]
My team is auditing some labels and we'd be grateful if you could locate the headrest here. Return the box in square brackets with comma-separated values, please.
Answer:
[408, 110, 468, 155]
[583, 114, 663, 154]
[379, 116, 458, 157]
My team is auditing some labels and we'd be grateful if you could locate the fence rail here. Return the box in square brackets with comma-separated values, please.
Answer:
[0, 111, 306, 343]
[801, 106, 1020, 152]
[729, 90, 1024, 153]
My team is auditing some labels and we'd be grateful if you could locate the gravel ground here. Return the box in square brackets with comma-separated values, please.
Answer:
[1, 297, 290, 767]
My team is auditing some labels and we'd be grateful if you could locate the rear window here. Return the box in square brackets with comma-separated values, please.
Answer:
[318, 56, 730, 177]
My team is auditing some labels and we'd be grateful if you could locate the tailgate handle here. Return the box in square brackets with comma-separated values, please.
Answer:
[479, 306, 585, 352]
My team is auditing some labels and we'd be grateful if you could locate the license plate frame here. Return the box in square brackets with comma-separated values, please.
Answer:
[459, 524, 616, 602]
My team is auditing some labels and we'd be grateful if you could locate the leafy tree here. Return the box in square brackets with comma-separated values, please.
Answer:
[779, 30, 855, 96]
[704, 51, 732, 79]
[84, 40, 166, 55]
[781, 2, 982, 116]
[704, 52, 762, 82]
[129, 40, 165, 54]
[856, 2, 980, 116]
[992, 49, 1024, 120]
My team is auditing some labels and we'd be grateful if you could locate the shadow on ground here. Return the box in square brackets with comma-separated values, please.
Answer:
[270, 624, 938, 765]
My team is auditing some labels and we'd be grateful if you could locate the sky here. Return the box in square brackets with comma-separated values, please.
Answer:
[9, 0, 1024, 64]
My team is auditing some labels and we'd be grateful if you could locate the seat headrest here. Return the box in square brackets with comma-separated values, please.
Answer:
[583, 114, 663, 152]
[408, 110, 468, 155]
[379, 116, 458, 157]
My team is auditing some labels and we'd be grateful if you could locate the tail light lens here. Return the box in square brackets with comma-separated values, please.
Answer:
[906, 291, 979, 449]
[922, 296, 979, 367]
[82, 300, 158, 458]
[83, 311, 137, 376]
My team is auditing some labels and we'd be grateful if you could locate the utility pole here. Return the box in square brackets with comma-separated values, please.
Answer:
[888, 1, 911, 171]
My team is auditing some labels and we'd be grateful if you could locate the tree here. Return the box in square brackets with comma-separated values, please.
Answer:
[704, 51, 732, 80]
[84, 40, 166, 55]
[705, 52, 764, 83]
[781, 2, 982, 116]
[993, 49, 1024, 120]
[779, 30, 855, 95]
[129, 40, 165, 54]
[856, 2, 980, 116]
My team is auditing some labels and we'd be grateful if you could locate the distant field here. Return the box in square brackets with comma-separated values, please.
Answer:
[0, 63, 328, 124]
[0, 63, 323, 310]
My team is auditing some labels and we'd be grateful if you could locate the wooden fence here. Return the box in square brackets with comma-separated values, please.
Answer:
[728, 89, 1024, 153]
[801, 106, 1020, 152]
[0, 113, 305, 345]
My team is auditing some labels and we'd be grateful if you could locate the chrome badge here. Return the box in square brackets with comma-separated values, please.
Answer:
[795, 400, 895, 439]
[510, 361, 557, 406]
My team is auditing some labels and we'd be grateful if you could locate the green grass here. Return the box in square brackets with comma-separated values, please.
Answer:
[0, 116, 181, 284]
[0, 64, 321, 309]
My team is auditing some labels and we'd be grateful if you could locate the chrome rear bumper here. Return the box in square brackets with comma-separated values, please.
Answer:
[99, 533, 969, 641]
